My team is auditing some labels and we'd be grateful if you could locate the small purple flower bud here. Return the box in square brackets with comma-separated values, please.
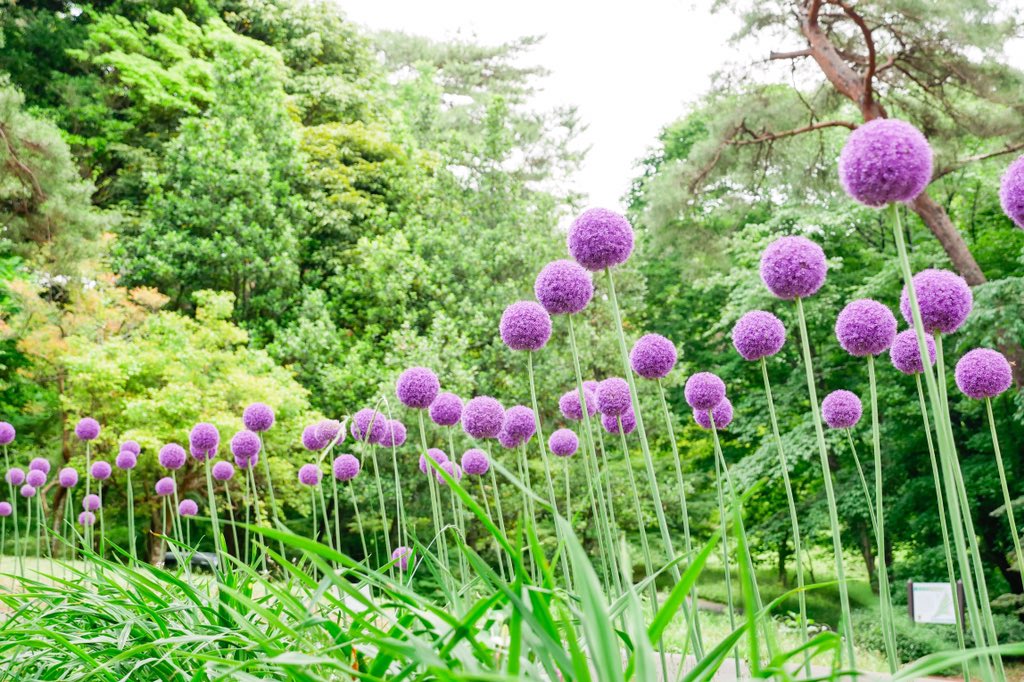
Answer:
[499, 405, 535, 448]
[548, 428, 579, 458]
[90, 461, 112, 481]
[119, 440, 141, 456]
[559, 389, 596, 421]
[350, 408, 386, 444]
[302, 424, 327, 451]
[429, 392, 463, 427]
[500, 301, 552, 351]
[19, 484, 35, 498]
[602, 409, 636, 435]
[955, 348, 1013, 400]
[212, 461, 235, 481]
[535, 259, 594, 315]
[58, 467, 78, 488]
[29, 458, 51, 474]
[419, 448, 448, 474]
[158, 444, 186, 470]
[822, 390, 863, 430]
[78, 511, 95, 527]
[243, 403, 275, 432]
[436, 461, 463, 486]
[760, 236, 827, 300]
[630, 334, 677, 379]
[5, 468, 24, 486]
[684, 372, 726, 411]
[115, 450, 138, 470]
[899, 269, 973, 335]
[379, 419, 407, 448]
[0, 422, 14, 446]
[155, 477, 176, 496]
[567, 208, 634, 271]
[732, 311, 786, 361]
[178, 499, 199, 517]
[230, 430, 261, 469]
[694, 398, 734, 430]
[596, 378, 631, 417]
[396, 367, 441, 409]
[461, 397, 505, 440]
[317, 419, 343, 446]
[0, 502, 11, 517]
[889, 329, 936, 375]
[999, 154, 1024, 229]
[75, 417, 100, 441]
[83, 494, 101, 511]
[189, 422, 220, 460]
[835, 299, 897, 357]
[461, 448, 490, 475]
[392, 545, 413, 571]
[333, 454, 360, 481]
[26, 469, 46, 487]
[298, 463, 322, 486]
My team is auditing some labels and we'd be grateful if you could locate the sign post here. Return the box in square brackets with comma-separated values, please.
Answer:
[907, 580, 965, 630]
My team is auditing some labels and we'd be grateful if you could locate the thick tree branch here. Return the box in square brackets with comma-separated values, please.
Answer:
[770, 49, 812, 60]
[934, 141, 1024, 181]
[728, 120, 857, 146]
[833, 1, 877, 109]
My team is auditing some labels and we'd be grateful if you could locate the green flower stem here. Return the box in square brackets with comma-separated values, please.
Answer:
[368, 444, 393, 568]
[987, 397, 1024, 593]
[846, 431, 878, 534]
[224, 481, 240, 558]
[247, 467, 265, 573]
[395, 432, 410, 551]
[331, 474, 342, 567]
[447, 484, 468, 586]
[485, 445, 512, 579]
[85, 442, 92, 553]
[417, 411, 450, 586]
[868, 354, 899, 672]
[161, 497, 167, 564]
[126, 471, 136, 563]
[349, 481, 368, 560]
[476, 474, 506, 582]
[759, 358, 806, 672]
[310, 487, 318, 560]
[445, 427, 468, 581]
[4, 445, 21, 576]
[34, 494, 42, 568]
[318, 485, 332, 553]
[515, 443, 538, 582]
[96, 482, 104, 560]
[711, 426, 739, 677]
[794, 295, 856, 669]
[204, 458, 222, 575]
[258, 434, 286, 562]
[616, 417, 654, 601]
[63, 491, 72, 560]
[592, 418, 624, 596]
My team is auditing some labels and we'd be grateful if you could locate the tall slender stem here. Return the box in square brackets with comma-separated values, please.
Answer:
[391, 436, 406, 551]
[224, 481, 240, 558]
[485, 446, 512, 580]
[96, 482, 104, 560]
[711, 428, 739, 676]
[349, 481, 368, 561]
[591, 415, 624, 596]
[5, 446, 21, 576]
[126, 471, 136, 563]
[617, 419, 654, 594]
[258, 435, 285, 561]
[331, 474, 342, 567]
[846, 431, 878, 534]
[368, 444, 393, 567]
[986, 398, 1024, 592]
[204, 458, 222, 575]
[417, 411, 449, 585]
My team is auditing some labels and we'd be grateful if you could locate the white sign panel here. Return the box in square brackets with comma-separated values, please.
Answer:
[911, 582, 957, 625]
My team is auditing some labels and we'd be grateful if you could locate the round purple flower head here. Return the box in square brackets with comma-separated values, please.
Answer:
[120, 440, 141, 456]
[302, 424, 327, 451]
[189, 423, 220, 460]
[78, 511, 95, 527]
[461, 448, 490, 476]
[392, 545, 413, 572]
[583, 380, 599, 392]
[548, 428, 579, 458]
[29, 457, 50, 474]
[396, 367, 440, 409]
[835, 299, 897, 357]
[999, 154, 1024, 229]
[243, 403, 275, 432]
[350, 408, 386, 444]
[535, 259, 594, 315]
[379, 419, 407, 448]
[0, 422, 14, 446]
[899, 269, 973, 335]
[333, 454, 360, 482]
[889, 329, 936, 375]
[430, 392, 463, 427]
[19, 485, 34, 498]
[567, 208, 634, 271]
[437, 461, 463, 486]
[684, 372, 726, 411]
[0, 502, 10, 517]
[212, 461, 235, 482]
[732, 311, 787, 361]
[602, 409, 636, 435]
[75, 417, 100, 441]
[597, 378, 632, 417]
[500, 301, 552, 351]
[838, 118, 933, 207]
[500, 406, 536, 448]
[822, 390, 863, 430]
[694, 398, 734, 430]
[115, 451, 137, 470]
[83, 493, 100, 511]
[26, 469, 45, 487]
[760, 236, 827, 300]
[955, 348, 1013, 400]
[559, 388, 597, 421]
[179, 499, 199, 517]
[58, 467, 78, 488]
[461, 397, 505, 440]
[158, 444, 186, 471]
[419, 448, 448, 474]
[317, 419, 343, 446]
[5, 468, 24, 486]
[230, 430, 261, 469]
[298, 463, 322, 486]
[630, 334, 677, 379]
[155, 477, 175, 496]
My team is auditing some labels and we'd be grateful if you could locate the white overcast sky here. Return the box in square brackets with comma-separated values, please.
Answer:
[338, 0, 746, 211]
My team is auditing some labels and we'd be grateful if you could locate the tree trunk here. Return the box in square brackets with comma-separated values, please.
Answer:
[778, 540, 790, 587]
[858, 524, 876, 589]
[908, 193, 986, 285]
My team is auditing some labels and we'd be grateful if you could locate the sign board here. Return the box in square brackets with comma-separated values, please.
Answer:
[909, 582, 958, 625]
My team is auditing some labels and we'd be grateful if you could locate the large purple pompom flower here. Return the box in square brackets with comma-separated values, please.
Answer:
[26, 469, 46, 487]
[732, 310, 787, 361]
[5, 468, 24, 486]
[889, 329, 936, 375]
[351, 408, 386, 444]
[429, 392, 463, 427]
[694, 397, 734, 430]
[29, 458, 50, 474]
[899, 269, 973, 335]
[602, 409, 636, 435]
[684, 372, 726, 411]
[298, 464, 322, 486]
[822, 390, 863, 430]
[955, 348, 1013, 400]
[83, 494, 100, 511]
[302, 424, 327, 451]
[158, 444, 187, 471]
[0, 502, 10, 517]
[461, 448, 490, 475]
[333, 454, 360, 481]
[230, 430, 261, 469]
[838, 119, 933, 207]
[500, 301, 552, 351]
[212, 461, 235, 481]
[155, 477, 175, 496]
[0, 422, 14, 445]
[392, 545, 413, 571]
[58, 467, 78, 488]
[379, 419, 407, 448]
[120, 440, 140, 456]
[396, 367, 441, 409]
[436, 461, 463, 486]
[629, 334, 677, 379]
[189, 422, 220, 460]
[461, 397, 505, 440]
[534, 259, 594, 315]
[760, 236, 827, 300]
[597, 377, 632, 416]
[567, 208, 635, 271]
[317, 419, 343, 446]
[78, 511, 96, 527]
[179, 499, 199, 517]
[419, 448, 448, 474]
[999, 155, 1024, 229]
[75, 417, 100, 441]
[548, 428, 579, 457]
[835, 299, 897, 357]
[243, 403, 275, 432]
[499, 405, 536, 448]
[115, 451, 137, 470]
[559, 388, 597, 421]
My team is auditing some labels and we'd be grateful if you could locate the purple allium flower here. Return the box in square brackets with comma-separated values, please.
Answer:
[302, 424, 328, 451]
[0, 502, 10, 517]
[602, 408, 636, 435]
[392, 545, 413, 571]
[559, 388, 597, 421]
[684, 372, 726, 411]
[212, 461, 235, 481]
[230, 430, 261, 469]
[436, 461, 463, 486]
[178, 499, 199, 517]
[567, 208, 635, 271]
[496, 430, 517, 450]
[838, 118, 933, 207]
[298, 463, 322, 486]
[19, 485, 34, 498]
[75, 417, 100, 441]
[821, 390, 863, 430]
[500, 301, 552, 351]
[25, 469, 45, 488]
[5, 468, 24, 487]
[333, 453, 360, 481]
[155, 477, 175, 496]
[597, 378, 632, 417]
[242, 403, 275, 432]
[58, 467, 78, 488]
[461, 448, 490, 475]
[899, 269, 973, 335]
[158, 444, 186, 471]
[115, 451, 137, 470]
[760, 236, 827, 300]
[429, 392, 463, 427]
[0, 422, 14, 446]
[889, 329, 936, 375]
[999, 155, 1024, 229]
[120, 440, 140, 456]
[316, 419, 343, 446]
[694, 398, 734, 431]
[189, 422, 220, 460]
[500, 406, 536, 448]
[29, 458, 50, 474]
[955, 348, 1013, 400]
[535, 259, 594, 315]
[630, 334, 677, 379]
[78, 511, 95, 527]
[835, 299, 897, 357]
[461, 397, 505, 440]
[91, 460, 112, 481]
[379, 419, 407, 448]
[583, 380, 599, 393]
[548, 428, 579, 458]
[350, 408, 386, 444]
[396, 367, 441, 409]
[419, 448, 448, 474]
[83, 494, 100, 511]
[732, 311, 787, 361]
